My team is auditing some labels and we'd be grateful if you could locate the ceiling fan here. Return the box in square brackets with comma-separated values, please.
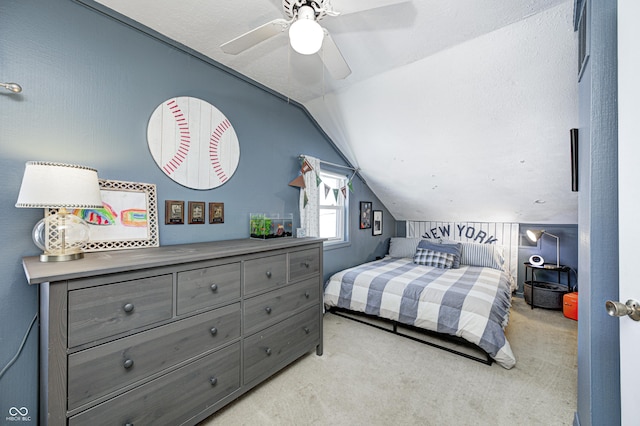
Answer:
[220, 0, 409, 80]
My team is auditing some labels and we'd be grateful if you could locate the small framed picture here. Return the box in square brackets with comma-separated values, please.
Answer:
[372, 210, 383, 236]
[209, 202, 224, 224]
[359, 201, 372, 229]
[165, 200, 185, 225]
[188, 201, 206, 224]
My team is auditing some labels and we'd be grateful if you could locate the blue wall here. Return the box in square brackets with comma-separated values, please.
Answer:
[0, 0, 395, 422]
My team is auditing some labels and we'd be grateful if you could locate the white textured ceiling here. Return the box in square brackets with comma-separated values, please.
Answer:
[94, 0, 578, 223]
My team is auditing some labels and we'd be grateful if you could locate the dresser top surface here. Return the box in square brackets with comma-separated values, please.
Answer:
[23, 238, 324, 285]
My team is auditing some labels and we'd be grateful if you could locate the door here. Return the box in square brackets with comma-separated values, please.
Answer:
[617, 1, 640, 424]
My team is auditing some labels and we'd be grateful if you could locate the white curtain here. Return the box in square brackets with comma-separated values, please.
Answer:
[299, 155, 320, 237]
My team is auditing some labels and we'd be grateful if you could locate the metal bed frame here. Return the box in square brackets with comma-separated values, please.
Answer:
[327, 306, 493, 366]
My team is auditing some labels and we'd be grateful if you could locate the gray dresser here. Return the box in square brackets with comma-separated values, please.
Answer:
[22, 238, 324, 425]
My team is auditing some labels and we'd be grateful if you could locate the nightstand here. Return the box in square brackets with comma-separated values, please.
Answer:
[524, 262, 571, 310]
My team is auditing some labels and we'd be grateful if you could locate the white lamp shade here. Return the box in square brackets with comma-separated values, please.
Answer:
[289, 17, 324, 55]
[526, 229, 546, 243]
[16, 161, 103, 209]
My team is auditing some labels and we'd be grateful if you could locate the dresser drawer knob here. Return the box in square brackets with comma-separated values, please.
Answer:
[124, 423, 134, 426]
[265, 347, 272, 356]
[304, 291, 310, 298]
[304, 327, 310, 334]
[266, 270, 272, 278]
[123, 359, 134, 369]
[210, 284, 218, 292]
[210, 327, 218, 336]
[209, 376, 218, 386]
[123, 303, 135, 313]
[265, 306, 272, 314]
[303, 261, 310, 268]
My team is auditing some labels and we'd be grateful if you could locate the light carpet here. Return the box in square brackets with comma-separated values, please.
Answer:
[201, 297, 578, 426]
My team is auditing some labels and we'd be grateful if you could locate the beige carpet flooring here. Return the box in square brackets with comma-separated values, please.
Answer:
[201, 297, 578, 426]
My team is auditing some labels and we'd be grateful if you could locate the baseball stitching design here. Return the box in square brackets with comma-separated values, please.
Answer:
[162, 99, 191, 175]
[210, 118, 232, 183]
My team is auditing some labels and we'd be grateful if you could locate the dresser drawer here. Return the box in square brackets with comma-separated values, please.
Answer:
[244, 278, 319, 335]
[288, 247, 320, 281]
[177, 262, 241, 315]
[243, 306, 319, 385]
[244, 254, 286, 295]
[68, 274, 173, 348]
[68, 303, 240, 410]
[69, 342, 240, 426]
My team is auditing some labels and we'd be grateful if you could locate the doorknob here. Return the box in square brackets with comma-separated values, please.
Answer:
[605, 299, 640, 321]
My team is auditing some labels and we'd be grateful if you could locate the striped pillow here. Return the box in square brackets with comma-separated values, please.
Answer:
[413, 248, 455, 269]
[459, 242, 504, 270]
[388, 237, 422, 258]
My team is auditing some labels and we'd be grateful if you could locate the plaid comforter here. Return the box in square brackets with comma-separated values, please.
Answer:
[324, 257, 516, 368]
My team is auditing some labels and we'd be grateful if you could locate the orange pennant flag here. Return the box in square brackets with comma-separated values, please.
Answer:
[288, 175, 306, 189]
[301, 159, 313, 174]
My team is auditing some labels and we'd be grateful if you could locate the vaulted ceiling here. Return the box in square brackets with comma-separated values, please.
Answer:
[91, 0, 578, 223]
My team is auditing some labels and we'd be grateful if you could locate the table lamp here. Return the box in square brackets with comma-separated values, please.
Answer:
[16, 161, 103, 262]
[526, 229, 560, 268]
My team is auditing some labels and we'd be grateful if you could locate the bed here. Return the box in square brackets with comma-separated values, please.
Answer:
[324, 235, 517, 369]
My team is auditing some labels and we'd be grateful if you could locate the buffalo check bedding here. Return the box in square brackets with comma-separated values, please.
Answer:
[324, 257, 516, 368]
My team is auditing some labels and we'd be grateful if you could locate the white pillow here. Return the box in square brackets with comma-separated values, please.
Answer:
[388, 237, 423, 258]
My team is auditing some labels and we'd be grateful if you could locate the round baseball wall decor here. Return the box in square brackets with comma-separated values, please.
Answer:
[147, 97, 240, 190]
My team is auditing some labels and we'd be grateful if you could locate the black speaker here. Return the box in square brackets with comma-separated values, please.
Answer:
[570, 128, 578, 192]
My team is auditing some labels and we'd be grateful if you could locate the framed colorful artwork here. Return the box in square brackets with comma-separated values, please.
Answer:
[360, 201, 372, 229]
[46, 179, 159, 251]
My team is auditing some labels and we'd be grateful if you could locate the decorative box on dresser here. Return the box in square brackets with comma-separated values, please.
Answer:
[22, 238, 324, 426]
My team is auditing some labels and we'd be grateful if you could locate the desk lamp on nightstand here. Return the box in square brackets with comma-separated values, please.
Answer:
[15, 161, 103, 262]
[526, 229, 560, 268]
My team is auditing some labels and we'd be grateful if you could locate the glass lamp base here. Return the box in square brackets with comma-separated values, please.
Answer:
[33, 209, 90, 263]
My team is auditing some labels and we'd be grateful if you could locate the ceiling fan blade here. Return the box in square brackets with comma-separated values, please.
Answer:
[319, 30, 351, 80]
[330, 0, 410, 15]
[220, 18, 289, 54]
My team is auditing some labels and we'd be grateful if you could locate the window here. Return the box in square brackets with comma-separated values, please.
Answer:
[318, 169, 348, 244]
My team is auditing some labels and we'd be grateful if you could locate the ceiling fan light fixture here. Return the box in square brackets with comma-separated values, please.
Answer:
[289, 6, 324, 55]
